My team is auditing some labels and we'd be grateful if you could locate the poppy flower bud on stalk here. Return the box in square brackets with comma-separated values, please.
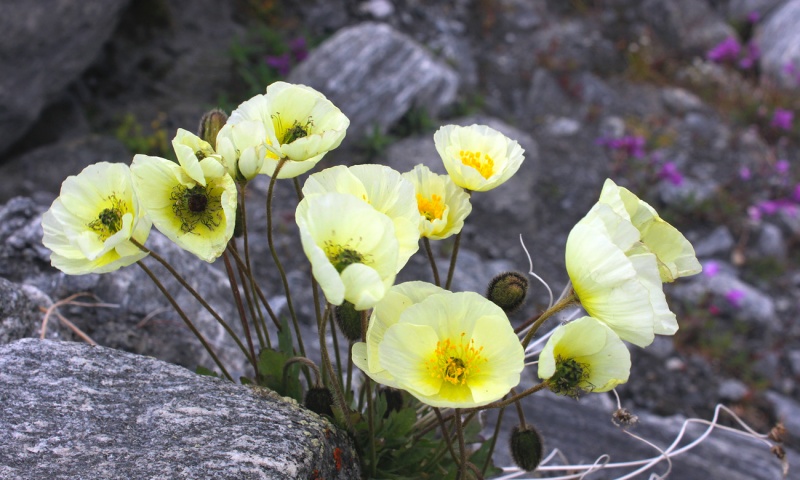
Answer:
[198, 109, 228, 148]
[304, 386, 334, 417]
[487, 271, 529, 314]
[510, 424, 544, 472]
[335, 301, 362, 342]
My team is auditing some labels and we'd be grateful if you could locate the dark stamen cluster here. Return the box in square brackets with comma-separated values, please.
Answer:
[171, 184, 222, 233]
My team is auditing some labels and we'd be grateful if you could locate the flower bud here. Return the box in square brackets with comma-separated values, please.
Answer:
[197, 109, 228, 149]
[334, 301, 362, 342]
[378, 387, 403, 418]
[510, 424, 544, 472]
[487, 271, 528, 314]
[304, 386, 334, 417]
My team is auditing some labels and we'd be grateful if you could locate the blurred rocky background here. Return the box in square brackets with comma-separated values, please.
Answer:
[2, 0, 800, 477]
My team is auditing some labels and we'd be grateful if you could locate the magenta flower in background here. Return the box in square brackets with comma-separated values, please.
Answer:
[659, 161, 684, 185]
[265, 53, 292, 76]
[707, 37, 742, 63]
[738, 41, 760, 69]
[776, 159, 790, 175]
[747, 205, 762, 221]
[771, 108, 794, 130]
[289, 37, 308, 62]
[703, 260, 720, 278]
[747, 11, 761, 23]
[792, 184, 800, 202]
[739, 166, 752, 180]
[725, 289, 745, 308]
[597, 135, 646, 158]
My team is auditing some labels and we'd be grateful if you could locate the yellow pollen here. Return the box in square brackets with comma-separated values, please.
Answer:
[426, 333, 486, 386]
[416, 193, 445, 221]
[459, 150, 495, 179]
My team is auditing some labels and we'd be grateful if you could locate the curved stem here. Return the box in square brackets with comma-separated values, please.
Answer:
[455, 408, 467, 479]
[520, 291, 578, 348]
[433, 407, 459, 465]
[463, 382, 548, 413]
[319, 305, 354, 433]
[481, 404, 506, 477]
[136, 261, 233, 381]
[131, 238, 253, 369]
[422, 237, 441, 287]
[265, 158, 306, 357]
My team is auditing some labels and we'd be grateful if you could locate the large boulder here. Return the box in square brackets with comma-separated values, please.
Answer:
[0, 338, 359, 479]
[289, 22, 460, 145]
[0, 0, 130, 156]
[757, 0, 800, 87]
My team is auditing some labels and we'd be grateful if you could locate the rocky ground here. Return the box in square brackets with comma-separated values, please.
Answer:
[2, 0, 800, 477]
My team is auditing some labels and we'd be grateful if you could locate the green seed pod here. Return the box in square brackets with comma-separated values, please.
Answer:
[304, 386, 334, 417]
[334, 301, 362, 342]
[487, 271, 529, 314]
[510, 424, 544, 472]
[197, 108, 228, 149]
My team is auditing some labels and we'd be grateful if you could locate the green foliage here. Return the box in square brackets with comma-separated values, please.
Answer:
[359, 125, 396, 161]
[229, 25, 287, 99]
[114, 112, 172, 160]
[352, 393, 500, 479]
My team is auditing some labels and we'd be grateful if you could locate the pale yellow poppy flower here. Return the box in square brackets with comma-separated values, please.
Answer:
[402, 164, 472, 240]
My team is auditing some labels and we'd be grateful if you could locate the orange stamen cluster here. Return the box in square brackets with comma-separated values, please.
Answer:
[426, 333, 486, 386]
[416, 193, 445, 221]
[459, 150, 495, 179]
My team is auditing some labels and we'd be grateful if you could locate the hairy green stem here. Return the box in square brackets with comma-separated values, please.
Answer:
[131, 239, 253, 369]
[520, 291, 578, 348]
[265, 158, 306, 357]
[238, 184, 270, 349]
[445, 231, 462, 290]
[222, 251, 258, 378]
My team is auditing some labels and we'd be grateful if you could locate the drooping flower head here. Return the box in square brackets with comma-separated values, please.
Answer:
[566, 202, 675, 348]
[596, 178, 701, 282]
[302, 165, 420, 269]
[227, 81, 349, 179]
[354, 286, 525, 408]
[131, 130, 237, 263]
[295, 192, 399, 310]
[538, 316, 631, 397]
[402, 164, 472, 240]
[42, 162, 152, 274]
[434, 124, 525, 192]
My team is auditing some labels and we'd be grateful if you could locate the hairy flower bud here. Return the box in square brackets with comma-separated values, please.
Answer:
[335, 301, 362, 341]
[487, 271, 529, 314]
[378, 387, 404, 418]
[510, 424, 544, 472]
[304, 386, 334, 417]
[197, 109, 228, 149]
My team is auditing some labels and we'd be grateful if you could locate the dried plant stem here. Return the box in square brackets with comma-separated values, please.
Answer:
[137, 261, 232, 381]
[445, 230, 462, 290]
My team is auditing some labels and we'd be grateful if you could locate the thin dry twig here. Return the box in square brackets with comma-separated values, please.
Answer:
[40, 292, 118, 343]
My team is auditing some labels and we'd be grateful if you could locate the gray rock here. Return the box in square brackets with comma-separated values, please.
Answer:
[726, 0, 788, 21]
[0, 0, 130, 155]
[754, 222, 788, 260]
[673, 272, 778, 328]
[693, 225, 735, 257]
[0, 135, 132, 203]
[758, 0, 800, 87]
[0, 278, 65, 344]
[0, 196, 250, 378]
[719, 379, 751, 401]
[289, 22, 459, 145]
[662, 87, 706, 115]
[0, 338, 359, 479]
[640, 0, 736, 54]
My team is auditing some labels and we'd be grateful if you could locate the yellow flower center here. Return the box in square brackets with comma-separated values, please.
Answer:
[459, 150, 495, 179]
[426, 333, 485, 386]
[88, 195, 126, 241]
[416, 193, 445, 221]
